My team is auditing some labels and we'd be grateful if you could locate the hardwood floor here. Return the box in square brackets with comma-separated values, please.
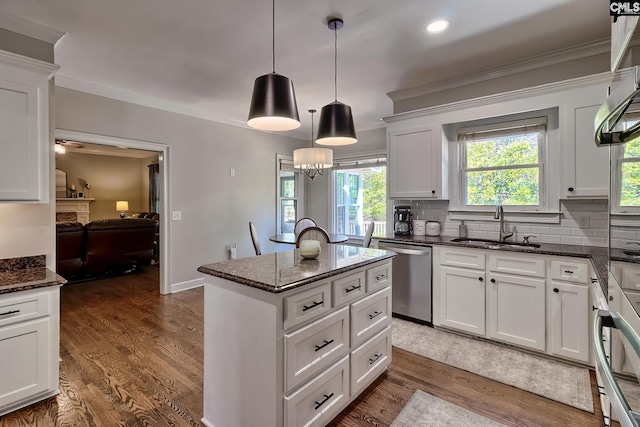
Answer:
[1, 265, 605, 426]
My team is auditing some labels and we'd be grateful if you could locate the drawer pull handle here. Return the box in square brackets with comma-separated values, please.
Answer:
[0, 309, 20, 317]
[591, 278, 598, 284]
[345, 285, 361, 294]
[375, 274, 388, 281]
[314, 339, 334, 352]
[369, 353, 383, 364]
[302, 301, 322, 312]
[564, 270, 574, 274]
[314, 392, 334, 410]
[592, 305, 598, 311]
[369, 311, 382, 320]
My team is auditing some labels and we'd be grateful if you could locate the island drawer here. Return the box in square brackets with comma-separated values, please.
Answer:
[284, 283, 332, 330]
[332, 272, 365, 307]
[366, 262, 392, 293]
[350, 326, 391, 396]
[350, 287, 391, 347]
[439, 247, 485, 270]
[550, 258, 589, 283]
[0, 289, 51, 328]
[284, 307, 349, 393]
[284, 355, 349, 427]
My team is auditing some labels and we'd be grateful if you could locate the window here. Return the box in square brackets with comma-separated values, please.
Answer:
[453, 116, 553, 213]
[276, 155, 304, 232]
[613, 139, 640, 214]
[330, 155, 387, 238]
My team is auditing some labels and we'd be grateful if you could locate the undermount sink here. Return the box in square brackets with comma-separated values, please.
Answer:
[450, 238, 541, 249]
[623, 250, 640, 258]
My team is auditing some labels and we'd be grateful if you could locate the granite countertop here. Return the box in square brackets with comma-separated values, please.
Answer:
[198, 245, 395, 293]
[0, 255, 67, 295]
[376, 235, 610, 295]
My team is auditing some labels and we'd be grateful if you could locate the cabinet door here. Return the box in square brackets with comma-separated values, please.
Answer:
[562, 98, 608, 198]
[487, 273, 546, 351]
[388, 125, 439, 199]
[0, 318, 50, 409]
[548, 281, 589, 363]
[439, 266, 485, 335]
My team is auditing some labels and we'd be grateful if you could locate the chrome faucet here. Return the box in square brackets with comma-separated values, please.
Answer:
[494, 205, 515, 242]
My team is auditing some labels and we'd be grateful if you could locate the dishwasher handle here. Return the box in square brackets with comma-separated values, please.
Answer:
[379, 244, 431, 256]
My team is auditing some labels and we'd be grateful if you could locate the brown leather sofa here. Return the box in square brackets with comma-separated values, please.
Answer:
[56, 218, 157, 281]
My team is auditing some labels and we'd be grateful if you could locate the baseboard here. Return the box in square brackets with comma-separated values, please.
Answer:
[171, 277, 204, 293]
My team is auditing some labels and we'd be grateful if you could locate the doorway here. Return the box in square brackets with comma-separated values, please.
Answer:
[55, 129, 170, 294]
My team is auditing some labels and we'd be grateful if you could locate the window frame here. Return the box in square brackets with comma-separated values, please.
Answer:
[328, 150, 390, 239]
[276, 154, 305, 234]
[448, 110, 560, 223]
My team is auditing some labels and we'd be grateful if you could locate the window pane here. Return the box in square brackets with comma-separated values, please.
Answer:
[280, 174, 296, 198]
[334, 166, 386, 237]
[466, 167, 539, 205]
[621, 161, 640, 207]
[623, 140, 640, 159]
[466, 134, 538, 168]
[280, 199, 297, 232]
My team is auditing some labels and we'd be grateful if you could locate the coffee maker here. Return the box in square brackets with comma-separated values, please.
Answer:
[394, 206, 412, 236]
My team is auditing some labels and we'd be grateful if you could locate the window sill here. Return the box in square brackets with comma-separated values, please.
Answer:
[448, 210, 561, 224]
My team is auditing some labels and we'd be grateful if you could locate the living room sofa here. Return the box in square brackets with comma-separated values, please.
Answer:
[56, 218, 157, 281]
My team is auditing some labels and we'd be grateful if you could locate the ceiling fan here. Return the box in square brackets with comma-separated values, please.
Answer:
[54, 139, 84, 154]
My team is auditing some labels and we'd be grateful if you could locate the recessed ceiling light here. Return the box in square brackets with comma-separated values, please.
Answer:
[426, 20, 449, 33]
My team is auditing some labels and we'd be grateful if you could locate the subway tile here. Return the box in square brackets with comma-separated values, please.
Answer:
[531, 226, 551, 234]
[561, 235, 584, 245]
[583, 237, 608, 247]
[541, 235, 562, 244]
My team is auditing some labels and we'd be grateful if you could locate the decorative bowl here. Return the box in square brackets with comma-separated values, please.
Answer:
[299, 240, 321, 259]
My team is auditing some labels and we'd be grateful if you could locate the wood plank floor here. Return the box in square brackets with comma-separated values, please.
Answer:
[1, 265, 605, 426]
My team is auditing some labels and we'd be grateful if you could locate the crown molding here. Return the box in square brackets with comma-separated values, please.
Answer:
[382, 71, 613, 123]
[0, 49, 59, 78]
[387, 37, 620, 103]
[0, 12, 66, 46]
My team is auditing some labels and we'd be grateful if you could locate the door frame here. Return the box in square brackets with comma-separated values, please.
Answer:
[55, 129, 171, 295]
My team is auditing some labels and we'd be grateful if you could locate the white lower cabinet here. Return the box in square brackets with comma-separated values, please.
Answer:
[0, 286, 60, 416]
[435, 246, 593, 363]
[439, 266, 486, 335]
[487, 272, 546, 351]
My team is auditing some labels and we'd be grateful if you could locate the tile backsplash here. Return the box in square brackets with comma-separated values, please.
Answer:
[396, 199, 609, 247]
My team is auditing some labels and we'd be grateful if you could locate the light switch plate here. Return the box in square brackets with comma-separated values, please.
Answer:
[578, 216, 589, 229]
[172, 211, 182, 221]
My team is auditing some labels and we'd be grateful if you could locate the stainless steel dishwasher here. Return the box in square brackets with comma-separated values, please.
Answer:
[378, 240, 432, 324]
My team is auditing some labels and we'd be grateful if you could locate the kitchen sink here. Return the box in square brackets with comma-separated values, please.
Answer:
[450, 238, 541, 249]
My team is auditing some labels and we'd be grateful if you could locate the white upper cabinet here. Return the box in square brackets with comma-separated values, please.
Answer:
[387, 123, 448, 199]
[561, 94, 609, 199]
[0, 50, 58, 202]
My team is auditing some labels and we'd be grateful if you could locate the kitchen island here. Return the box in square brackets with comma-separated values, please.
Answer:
[198, 244, 395, 427]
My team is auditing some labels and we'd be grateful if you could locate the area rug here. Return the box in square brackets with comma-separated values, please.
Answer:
[392, 318, 594, 413]
[390, 390, 506, 427]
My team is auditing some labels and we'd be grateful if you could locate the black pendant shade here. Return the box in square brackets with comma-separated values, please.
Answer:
[316, 101, 357, 146]
[248, 72, 300, 131]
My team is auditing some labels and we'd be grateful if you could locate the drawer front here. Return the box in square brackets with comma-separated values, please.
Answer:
[284, 283, 332, 330]
[350, 287, 392, 348]
[439, 248, 485, 270]
[488, 253, 545, 278]
[332, 272, 366, 307]
[350, 326, 391, 395]
[550, 259, 589, 284]
[0, 289, 51, 328]
[285, 307, 349, 393]
[285, 355, 349, 427]
[366, 262, 392, 293]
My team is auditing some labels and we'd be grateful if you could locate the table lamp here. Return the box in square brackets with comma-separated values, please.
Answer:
[116, 200, 129, 218]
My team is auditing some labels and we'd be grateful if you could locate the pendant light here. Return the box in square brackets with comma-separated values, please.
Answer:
[293, 109, 333, 179]
[247, 0, 300, 131]
[316, 18, 357, 146]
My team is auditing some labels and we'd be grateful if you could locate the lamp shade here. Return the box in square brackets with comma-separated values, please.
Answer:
[293, 147, 333, 170]
[315, 101, 357, 146]
[116, 201, 129, 211]
[248, 73, 301, 131]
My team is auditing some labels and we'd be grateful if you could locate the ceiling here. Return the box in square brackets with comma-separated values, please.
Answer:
[0, 0, 610, 139]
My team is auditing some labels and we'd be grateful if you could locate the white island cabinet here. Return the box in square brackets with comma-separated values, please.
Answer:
[198, 245, 395, 427]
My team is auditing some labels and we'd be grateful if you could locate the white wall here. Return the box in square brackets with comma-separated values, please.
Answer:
[55, 87, 306, 288]
[0, 30, 56, 269]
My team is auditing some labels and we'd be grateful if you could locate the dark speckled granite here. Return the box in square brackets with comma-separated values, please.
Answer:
[376, 236, 610, 296]
[198, 244, 395, 293]
[0, 255, 66, 294]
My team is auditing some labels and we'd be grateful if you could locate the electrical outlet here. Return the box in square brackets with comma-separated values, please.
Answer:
[578, 216, 590, 229]
[172, 211, 182, 221]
